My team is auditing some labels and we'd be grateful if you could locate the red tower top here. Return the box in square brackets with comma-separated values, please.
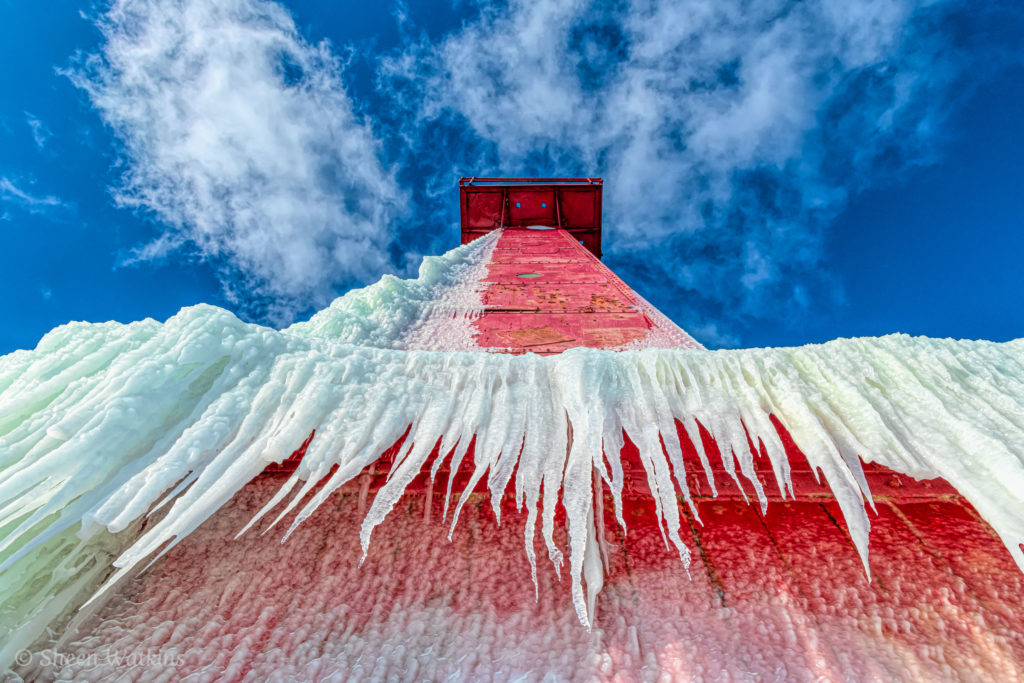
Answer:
[455, 176, 701, 354]
[459, 177, 603, 257]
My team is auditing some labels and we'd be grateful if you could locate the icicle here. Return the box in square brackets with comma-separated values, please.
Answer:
[583, 492, 604, 630]
[423, 473, 433, 525]
[588, 463, 610, 628]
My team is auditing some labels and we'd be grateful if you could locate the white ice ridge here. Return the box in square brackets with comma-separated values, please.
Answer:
[286, 228, 500, 349]
[619, 289, 704, 350]
[1, 242, 1024, 655]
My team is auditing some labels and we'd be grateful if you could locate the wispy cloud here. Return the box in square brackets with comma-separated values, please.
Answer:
[380, 0, 1016, 344]
[24, 112, 53, 150]
[61, 0, 1020, 341]
[71, 0, 406, 324]
[0, 176, 67, 215]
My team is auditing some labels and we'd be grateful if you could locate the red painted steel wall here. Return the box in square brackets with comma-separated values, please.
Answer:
[460, 178, 604, 257]
[473, 226, 702, 353]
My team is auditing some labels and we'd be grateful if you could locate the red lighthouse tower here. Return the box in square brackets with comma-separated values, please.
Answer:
[240, 179, 1024, 678]
[15, 178, 1024, 681]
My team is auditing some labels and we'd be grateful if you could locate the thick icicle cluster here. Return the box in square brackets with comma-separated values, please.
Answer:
[2, 234, 1024, 663]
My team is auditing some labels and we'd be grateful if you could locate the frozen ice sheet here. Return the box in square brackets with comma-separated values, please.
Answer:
[1, 234, 1023, 665]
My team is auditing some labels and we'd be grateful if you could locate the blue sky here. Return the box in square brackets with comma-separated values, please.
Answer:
[1, 0, 1022, 353]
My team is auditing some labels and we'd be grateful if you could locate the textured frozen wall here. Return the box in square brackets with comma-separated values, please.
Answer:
[2, 233, 1024, 673]
[19, 480, 1024, 681]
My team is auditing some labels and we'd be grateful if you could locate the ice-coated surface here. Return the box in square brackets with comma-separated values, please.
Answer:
[286, 229, 500, 349]
[1, 234, 1024, 670]
[618, 289, 704, 350]
[22, 481, 1024, 681]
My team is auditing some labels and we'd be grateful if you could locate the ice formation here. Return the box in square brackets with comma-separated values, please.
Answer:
[2, 233, 1024, 666]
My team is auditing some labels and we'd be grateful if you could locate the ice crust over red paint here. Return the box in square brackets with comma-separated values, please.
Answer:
[2, 230, 1024, 675]
[31, 481, 1024, 681]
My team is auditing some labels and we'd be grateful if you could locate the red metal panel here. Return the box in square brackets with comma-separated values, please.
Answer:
[507, 189, 555, 224]
[464, 190, 503, 229]
[460, 177, 603, 257]
[558, 189, 599, 228]
[473, 227, 661, 354]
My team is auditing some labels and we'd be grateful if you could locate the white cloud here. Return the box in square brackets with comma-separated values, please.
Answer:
[380, 0, 972, 335]
[0, 177, 66, 214]
[72, 0, 406, 324]
[24, 112, 53, 150]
